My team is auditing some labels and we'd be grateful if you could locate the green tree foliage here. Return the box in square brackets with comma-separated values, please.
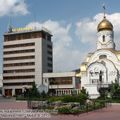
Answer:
[62, 87, 88, 104]
[109, 80, 120, 99]
[28, 82, 40, 98]
[41, 91, 47, 98]
[79, 87, 88, 104]
[98, 88, 107, 99]
[81, 87, 89, 96]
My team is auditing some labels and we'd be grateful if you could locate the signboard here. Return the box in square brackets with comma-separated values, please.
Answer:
[12, 27, 33, 32]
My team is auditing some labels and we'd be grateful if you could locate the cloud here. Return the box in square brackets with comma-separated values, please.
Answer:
[26, 13, 120, 72]
[75, 13, 120, 49]
[27, 20, 82, 72]
[0, 0, 29, 16]
[76, 18, 97, 44]
[106, 13, 120, 48]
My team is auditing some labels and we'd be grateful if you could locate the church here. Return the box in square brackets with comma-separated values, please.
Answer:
[80, 12, 120, 98]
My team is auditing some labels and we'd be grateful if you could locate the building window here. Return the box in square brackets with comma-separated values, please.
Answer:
[3, 82, 33, 86]
[15, 89, 22, 95]
[99, 55, 107, 59]
[3, 69, 35, 73]
[4, 55, 35, 61]
[102, 35, 105, 42]
[45, 79, 47, 83]
[49, 77, 72, 85]
[48, 69, 52, 72]
[3, 75, 35, 80]
[4, 62, 35, 67]
[5, 89, 12, 96]
[46, 35, 51, 41]
[4, 49, 35, 55]
[4, 32, 43, 42]
[47, 50, 52, 55]
[47, 44, 52, 49]
[47, 57, 52, 62]
[48, 63, 52, 67]
[4, 43, 35, 49]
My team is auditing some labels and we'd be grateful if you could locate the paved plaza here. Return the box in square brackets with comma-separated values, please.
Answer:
[0, 101, 119, 120]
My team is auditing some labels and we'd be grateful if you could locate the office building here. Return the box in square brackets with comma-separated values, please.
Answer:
[3, 27, 53, 96]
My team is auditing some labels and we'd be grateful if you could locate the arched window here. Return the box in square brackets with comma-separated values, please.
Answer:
[102, 35, 105, 42]
[99, 55, 107, 59]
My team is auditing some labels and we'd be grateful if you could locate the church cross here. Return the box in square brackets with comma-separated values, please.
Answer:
[103, 3, 106, 18]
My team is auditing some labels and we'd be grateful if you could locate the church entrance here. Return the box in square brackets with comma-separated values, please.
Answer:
[89, 66, 106, 84]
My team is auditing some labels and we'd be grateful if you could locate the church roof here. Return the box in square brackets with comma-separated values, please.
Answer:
[97, 48, 120, 54]
[97, 17, 113, 32]
[96, 48, 120, 61]
[80, 48, 120, 72]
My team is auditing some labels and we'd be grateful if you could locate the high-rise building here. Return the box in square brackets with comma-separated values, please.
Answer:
[2, 27, 53, 96]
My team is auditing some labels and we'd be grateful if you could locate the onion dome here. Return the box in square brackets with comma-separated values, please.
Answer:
[97, 17, 113, 32]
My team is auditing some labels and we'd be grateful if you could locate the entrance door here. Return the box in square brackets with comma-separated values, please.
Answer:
[5, 89, 12, 96]
[15, 89, 22, 96]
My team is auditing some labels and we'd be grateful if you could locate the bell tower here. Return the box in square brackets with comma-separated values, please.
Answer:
[97, 5, 115, 50]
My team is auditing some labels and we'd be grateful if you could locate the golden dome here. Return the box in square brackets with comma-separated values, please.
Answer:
[97, 17, 113, 32]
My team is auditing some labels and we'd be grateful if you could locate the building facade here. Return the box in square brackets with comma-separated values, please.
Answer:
[43, 72, 81, 96]
[2, 27, 53, 96]
[80, 14, 120, 98]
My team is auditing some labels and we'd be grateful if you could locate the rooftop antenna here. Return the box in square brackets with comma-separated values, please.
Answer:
[102, 3, 106, 18]
[8, 16, 13, 32]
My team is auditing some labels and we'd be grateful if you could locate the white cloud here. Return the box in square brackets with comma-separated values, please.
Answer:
[27, 20, 82, 72]
[26, 13, 120, 72]
[76, 13, 120, 49]
[76, 18, 97, 44]
[0, 0, 29, 16]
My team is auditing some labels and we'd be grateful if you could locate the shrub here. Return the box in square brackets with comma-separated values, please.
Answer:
[62, 95, 78, 102]
[78, 92, 88, 105]
[71, 109, 80, 114]
[62, 93, 87, 104]
[58, 107, 71, 114]
[94, 100, 106, 108]
[48, 96, 63, 102]
[95, 102, 102, 109]
[58, 107, 82, 114]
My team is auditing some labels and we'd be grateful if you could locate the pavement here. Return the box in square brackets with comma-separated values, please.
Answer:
[0, 96, 16, 102]
[0, 100, 120, 120]
[50, 105, 120, 120]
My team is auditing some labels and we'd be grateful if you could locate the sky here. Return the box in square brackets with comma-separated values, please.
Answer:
[1, 0, 120, 75]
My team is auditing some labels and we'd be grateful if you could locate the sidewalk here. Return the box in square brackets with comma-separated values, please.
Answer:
[0, 101, 120, 120]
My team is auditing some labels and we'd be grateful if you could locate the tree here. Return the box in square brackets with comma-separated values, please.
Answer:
[29, 82, 40, 98]
[79, 87, 89, 104]
[98, 87, 107, 99]
[81, 87, 87, 94]
[41, 91, 47, 98]
[109, 80, 120, 99]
